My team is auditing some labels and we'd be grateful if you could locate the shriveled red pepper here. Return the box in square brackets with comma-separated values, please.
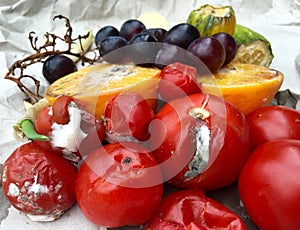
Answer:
[159, 62, 202, 101]
[144, 189, 247, 230]
[104, 92, 154, 142]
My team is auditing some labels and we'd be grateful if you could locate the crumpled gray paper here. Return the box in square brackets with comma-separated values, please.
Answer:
[0, 0, 300, 229]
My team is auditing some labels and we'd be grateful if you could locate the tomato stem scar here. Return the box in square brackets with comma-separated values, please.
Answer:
[188, 107, 210, 120]
[188, 95, 210, 120]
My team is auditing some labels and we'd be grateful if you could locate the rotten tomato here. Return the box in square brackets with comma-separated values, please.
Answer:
[144, 189, 247, 229]
[76, 142, 163, 228]
[149, 93, 251, 190]
[1, 142, 78, 221]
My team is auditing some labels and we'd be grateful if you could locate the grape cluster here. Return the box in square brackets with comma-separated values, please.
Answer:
[42, 19, 238, 84]
[95, 19, 237, 73]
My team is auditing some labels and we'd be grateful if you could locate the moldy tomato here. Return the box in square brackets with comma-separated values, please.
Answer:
[145, 189, 247, 229]
[76, 142, 163, 228]
[150, 93, 251, 190]
[1, 142, 78, 221]
[238, 139, 300, 230]
[246, 105, 300, 149]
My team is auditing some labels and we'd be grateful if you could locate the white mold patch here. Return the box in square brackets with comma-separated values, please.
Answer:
[184, 125, 210, 180]
[8, 183, 20, 197]
[51, 102, 87, 153]
[28, 174, 49, 195]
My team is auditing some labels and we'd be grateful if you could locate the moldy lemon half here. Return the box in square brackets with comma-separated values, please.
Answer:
[45, 63, 161, 118]
[198, 62, 284, 115]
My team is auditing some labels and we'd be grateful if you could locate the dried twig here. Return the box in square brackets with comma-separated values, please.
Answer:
[4, 15, 99, 104]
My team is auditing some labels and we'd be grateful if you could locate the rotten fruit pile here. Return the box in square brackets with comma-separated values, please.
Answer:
[2, 4, 300, 230]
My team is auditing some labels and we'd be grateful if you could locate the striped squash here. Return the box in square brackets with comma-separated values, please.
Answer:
[187, 4, 236, 36]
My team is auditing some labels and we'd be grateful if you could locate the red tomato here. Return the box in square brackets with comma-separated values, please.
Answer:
[145, 189, 247, 230]
[76, 142, 163, 228]
[1, 142, 77, 221]
[104, 92, 154, 142]
[150, 93, 251, 190]
[238, 139, 300, 230]
[159, 62, 202, 101]
[34, 106, 62, 155]
[35, 107, 53, 135]
[246, 105, 300, 149]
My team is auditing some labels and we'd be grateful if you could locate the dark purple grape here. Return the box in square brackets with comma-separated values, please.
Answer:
[142, 28, 167, 42]
[213, 32, 238, 65]
[94, 26, 119, 47]
[119, 19, 146, 41]
[130, 32, 158, 43]
[42, 55, 77, 84]
[155, 44, 210, 76]
[99, 36, 128, 63]
[163, 23, 200, 49]
[187, 37, 226, 73]
[128, 33, 159, 66]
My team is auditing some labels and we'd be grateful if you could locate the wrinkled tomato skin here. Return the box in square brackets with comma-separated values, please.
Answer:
[159, 62, 202, 101]
[150, 93, 251, 190]
[238, 139, 300, 230]
[1, 142, 78, 217]
[51, 95, 87, 124]
[246, 105, 300, 149]
[144, 189, 247, 230]
[76, 142, 163, 228]
[51, 95, 75, 124]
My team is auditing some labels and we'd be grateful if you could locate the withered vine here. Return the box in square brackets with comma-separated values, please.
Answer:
[4, 15, 99, 104]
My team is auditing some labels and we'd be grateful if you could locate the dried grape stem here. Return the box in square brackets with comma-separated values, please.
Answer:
[4, 14, 99, 104]
[5, 75, 43, 104]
